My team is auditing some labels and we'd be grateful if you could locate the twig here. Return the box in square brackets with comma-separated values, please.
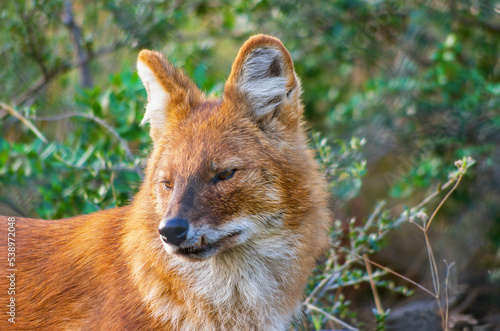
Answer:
[411, 177, 455, 213]
[305, 303, 358, 331]
[0, 102, 48, 143]
[425, 172, 464, 231]
[424, 232, 444, 323]
[408, 218, 425, 231]
[325, 271, 387, 291]
[364, 254, 383, 315]
[305, 261, 353, 305]
[364, 200, 386, 230]
[304, 274, 333, 306]
[12, 75, 49, 107]
[32, 112, 143, 178]
[341, 248, 436, 298]
[424, 234, 440, 295]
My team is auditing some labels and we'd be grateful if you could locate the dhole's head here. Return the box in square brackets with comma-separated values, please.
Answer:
[136, 35, 326, 262]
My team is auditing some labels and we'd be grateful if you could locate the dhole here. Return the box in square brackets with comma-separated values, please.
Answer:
[1, 35, 330, 330]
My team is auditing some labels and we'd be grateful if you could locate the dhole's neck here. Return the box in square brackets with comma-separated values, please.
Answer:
[175, 237, 302, 327]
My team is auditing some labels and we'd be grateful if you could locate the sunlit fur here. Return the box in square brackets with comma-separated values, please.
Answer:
[137, 60, 170, 128]
[0, 35, 330, 330]
[238, 47, 288, 117]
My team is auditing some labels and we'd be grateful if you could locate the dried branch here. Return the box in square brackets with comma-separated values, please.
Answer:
[410, 177, 456, 215]
[0, 102, 48, 143]
[305, 303, 358, 331]
[364, 254, 383, 315]
[425, 171, 464, 231]
[342, 248, 437, 298]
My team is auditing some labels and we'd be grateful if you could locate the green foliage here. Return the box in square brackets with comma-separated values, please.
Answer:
[0, 70, 147, 218]
[312, 133, 366, 201]
[374, 308, 391, 331]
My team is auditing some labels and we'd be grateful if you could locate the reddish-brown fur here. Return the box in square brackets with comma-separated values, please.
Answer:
[0, 35, 330, 330]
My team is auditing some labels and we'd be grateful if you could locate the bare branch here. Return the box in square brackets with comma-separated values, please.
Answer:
[425, 172, 464, 231]
[0, 102, 48, 143]
[364, 254, 383, 315]
[13, 70, 59, 107]
[341, 247, 437, 298]
[305, 303, 358, 331]
[410, 177, 456, 213]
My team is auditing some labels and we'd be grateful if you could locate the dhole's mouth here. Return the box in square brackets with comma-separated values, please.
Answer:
[174, 230, 243, 260]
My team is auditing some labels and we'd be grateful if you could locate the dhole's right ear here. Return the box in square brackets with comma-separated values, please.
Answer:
[224, 35, 302, 134]
[137, 50, 203, 140]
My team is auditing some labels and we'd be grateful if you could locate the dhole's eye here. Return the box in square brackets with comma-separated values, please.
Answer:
[160, 181, 172, 190]
[216, 169, 236, 182]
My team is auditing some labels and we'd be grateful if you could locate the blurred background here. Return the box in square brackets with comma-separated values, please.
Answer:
[1, 0, 499, 330]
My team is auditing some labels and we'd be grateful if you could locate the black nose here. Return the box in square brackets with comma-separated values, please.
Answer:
[158, 218, 189, 246]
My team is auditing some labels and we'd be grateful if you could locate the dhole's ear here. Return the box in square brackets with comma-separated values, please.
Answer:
[137, 50, 203, 139]
[225, 35, 301, 128]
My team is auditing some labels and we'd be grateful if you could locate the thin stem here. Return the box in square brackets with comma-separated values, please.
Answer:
[409, 220, 425, 231]
[304, 261, 353, 305]
[304, 274, 332, 306]
[364, 201, 386, 230]
[305, 303, 358, 331]
[364, 254, 383, 315]
[411, 178, 454, 213]
[342, 248, 436, 298]
[0, 102, 48, 143]
[325, 271, 387, 291]
[424, 233, 444, 323]
[424, 234, 440, 296]
[425, 173, 464, 232]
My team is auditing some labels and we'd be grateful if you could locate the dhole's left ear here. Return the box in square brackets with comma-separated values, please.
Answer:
[137, 50, 203, 140]
[225, 35, 301, 128]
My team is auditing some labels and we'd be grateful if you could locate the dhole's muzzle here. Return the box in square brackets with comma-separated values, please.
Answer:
[159, 216, 245, 261]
